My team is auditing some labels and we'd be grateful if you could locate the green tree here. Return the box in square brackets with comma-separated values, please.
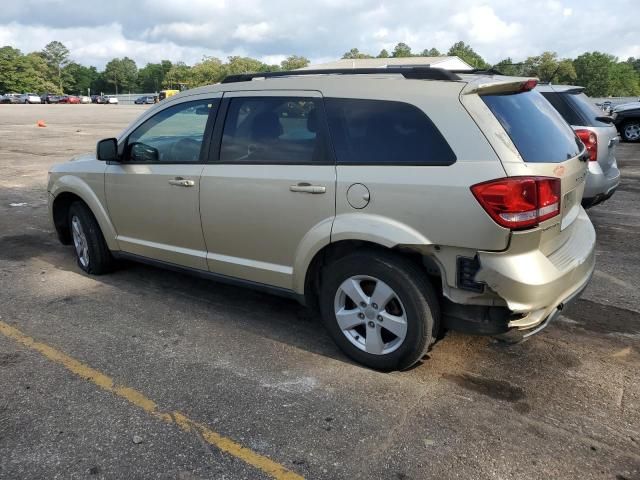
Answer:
[609, 62, 640, 96]
[625, 57, 640, 74]
[190, 56, 225, 86]
[342, 48, 373, 59]
[164, 61, 192, 88]
[41, 41, 70, 91]
[0, 47, 57, 93]
[447, 41, 489, 69]
[377, 49, 389, 58]
[224, 56, 269, 75]
[573, 52, 616, 96]
[521, 52, 576, 83]
[281, 55, 309, 70]
[137, 63, 165, 92]
[103, 57, 138, 94]
[421, 48, 441, 56]
[63, 63, 99, 94]
[392, 42, 412, 57]
[492, 58, 523, 76]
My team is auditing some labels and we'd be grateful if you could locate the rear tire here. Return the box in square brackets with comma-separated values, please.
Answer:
[621, 120, 640, 142]
[319, 250, 439, 371]
[68, 202, 114, 275]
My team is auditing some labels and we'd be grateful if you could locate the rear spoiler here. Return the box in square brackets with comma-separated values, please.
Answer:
[461, 76, 539, 95]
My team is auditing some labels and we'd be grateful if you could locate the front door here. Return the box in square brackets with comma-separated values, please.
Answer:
[105, 97, 218, 270]
[200, 91, 336, 289]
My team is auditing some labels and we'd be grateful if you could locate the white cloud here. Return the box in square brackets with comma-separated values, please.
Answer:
[232, 22, 272, 43]
[450, 6, 521, 44]
[0, 0, 638, 68]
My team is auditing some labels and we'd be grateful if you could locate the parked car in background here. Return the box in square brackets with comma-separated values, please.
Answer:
[91, 95, 105, 104]
[18, 93, 42, 104]
[59, 95, 81, 104]
[48, 68, 595, 371]
[134, 96, 156, 104]
[537, 84, 620, 208]
[41, 93, 60, 104]
[80, 96, 92, 104]
[104, 95, 119, 104]
[158, 89, 179, 101]
[0, 94, 21, 104]
[612, 101, 640, 142]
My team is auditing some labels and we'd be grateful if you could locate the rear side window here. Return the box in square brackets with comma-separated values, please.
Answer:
[482, 91, 581, 163]
[540, 92, 583, 125]
[324, 98, 456, 165]
[219, 97, 329, 164]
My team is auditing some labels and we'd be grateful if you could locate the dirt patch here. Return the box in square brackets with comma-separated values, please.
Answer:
[443, 372, 525, 402]
[562, 299, 640, 336]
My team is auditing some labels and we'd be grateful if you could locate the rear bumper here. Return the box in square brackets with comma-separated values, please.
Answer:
[582, 160, 620, 207]
[475, 208, 595, 331]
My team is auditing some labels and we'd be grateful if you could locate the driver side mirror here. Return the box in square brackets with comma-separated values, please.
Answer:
[97, 137, 118, 161]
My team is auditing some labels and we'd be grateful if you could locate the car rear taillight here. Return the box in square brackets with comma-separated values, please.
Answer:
[575, 129, 597, 161]
[471, 177, 561, 230]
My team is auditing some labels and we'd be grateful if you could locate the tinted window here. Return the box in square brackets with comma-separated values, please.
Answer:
[565, 91, 611, 127]
[325, 98, 456, 165]
[126, 99, 215, 163]
[220, 97, 328, 163]
[540, 92, 583, 125]
[482, 91, 581, 163]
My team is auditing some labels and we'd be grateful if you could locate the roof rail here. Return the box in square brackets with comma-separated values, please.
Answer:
[221, 67, 461, 84]
[451, 68, 505, 75]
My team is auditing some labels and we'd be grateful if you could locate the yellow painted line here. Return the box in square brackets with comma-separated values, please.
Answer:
[0, 321, 303, 480]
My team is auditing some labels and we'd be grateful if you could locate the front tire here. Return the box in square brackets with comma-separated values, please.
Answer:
[621, 121, 640, 142]
[320, 251, 439, 371]
[68, 202, 114, 274]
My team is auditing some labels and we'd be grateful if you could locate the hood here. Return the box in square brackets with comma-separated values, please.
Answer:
[69, 152, 96, 162]
[614, 101, 640, 113]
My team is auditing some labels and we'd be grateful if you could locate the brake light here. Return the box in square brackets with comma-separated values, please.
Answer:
[575, 129, 597, 161]
[519, 79, 538, 92]
[471, 177, 561, 230]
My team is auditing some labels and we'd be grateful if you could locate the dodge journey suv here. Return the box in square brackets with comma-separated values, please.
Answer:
[48, 68, 596, 371]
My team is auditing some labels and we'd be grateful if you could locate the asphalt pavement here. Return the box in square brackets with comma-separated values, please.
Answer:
[0, 105, 638, 480]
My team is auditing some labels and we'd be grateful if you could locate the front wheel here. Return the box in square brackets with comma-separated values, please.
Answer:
[68, 202, 114, 274]
[621, 121, 640, 142]
[320, 251, 439, 371]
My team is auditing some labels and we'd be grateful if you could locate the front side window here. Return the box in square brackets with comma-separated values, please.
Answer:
[125, 99, 215, 163]
[219, 97, 328, 163]
[324, 98, 456, 165]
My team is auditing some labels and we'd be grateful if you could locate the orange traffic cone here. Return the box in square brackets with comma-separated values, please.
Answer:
[37, 120, 46, 127]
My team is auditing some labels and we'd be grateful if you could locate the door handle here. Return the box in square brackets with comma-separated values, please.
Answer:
[168, 177, 195, 187]
[290, 183, 326, 194]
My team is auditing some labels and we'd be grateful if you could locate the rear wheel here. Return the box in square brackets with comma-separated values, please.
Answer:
[621, 121, 640, 142]
[320, 251, 439, 371]
[68, 202, 114, 274]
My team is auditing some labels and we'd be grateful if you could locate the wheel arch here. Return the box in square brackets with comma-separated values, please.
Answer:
[50, 178, 119, 250]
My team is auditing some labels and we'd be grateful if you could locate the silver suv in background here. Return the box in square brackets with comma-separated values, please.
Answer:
[537, 84, 620, 208]
[48, 69, 595, 371]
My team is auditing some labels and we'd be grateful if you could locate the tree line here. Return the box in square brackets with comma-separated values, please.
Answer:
[1, 40, 638, 97]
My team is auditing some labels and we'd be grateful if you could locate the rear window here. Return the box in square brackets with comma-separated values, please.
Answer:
[482, 90, 581, 163]
[565, 91, 611, 127]
[324, 98, 456, 165]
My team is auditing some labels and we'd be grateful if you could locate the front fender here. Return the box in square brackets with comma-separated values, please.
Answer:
[50, 175, 119, 251]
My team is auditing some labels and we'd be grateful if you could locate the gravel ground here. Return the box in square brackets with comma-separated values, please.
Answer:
[0, 104, 638, 480]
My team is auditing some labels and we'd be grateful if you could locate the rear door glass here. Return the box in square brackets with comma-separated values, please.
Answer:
[482, 90, 581, 163]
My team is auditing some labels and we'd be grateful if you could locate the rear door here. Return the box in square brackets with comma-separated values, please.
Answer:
[200, 91, 336, 289]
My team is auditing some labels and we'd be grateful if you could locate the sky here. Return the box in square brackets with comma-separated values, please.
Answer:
[0, 0, 638, 69]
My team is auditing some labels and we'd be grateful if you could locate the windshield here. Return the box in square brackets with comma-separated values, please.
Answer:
[482, 90, 581, 163]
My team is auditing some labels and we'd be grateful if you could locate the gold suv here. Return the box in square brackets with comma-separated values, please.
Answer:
[48, 68, 596, 370]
